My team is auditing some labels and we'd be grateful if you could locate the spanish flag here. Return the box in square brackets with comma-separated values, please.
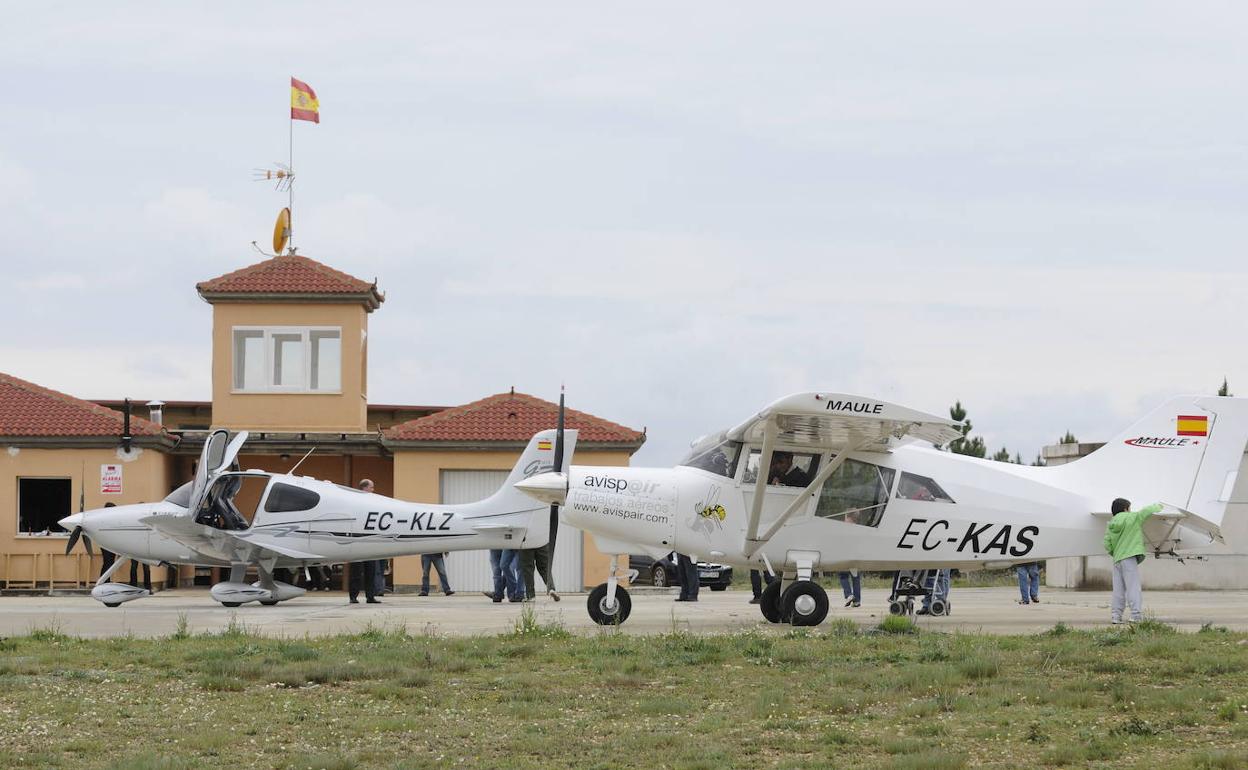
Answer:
[538, 440, 553, 451]
[291, 77, 319, 123]
[1177, 415, 1208, 437]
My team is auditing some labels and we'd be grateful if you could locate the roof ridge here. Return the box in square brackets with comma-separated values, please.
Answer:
[383, 390, 644, 444]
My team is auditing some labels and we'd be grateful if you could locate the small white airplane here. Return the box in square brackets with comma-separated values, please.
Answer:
[517, 392, 1248, 626]
[60, 424, 575, 607]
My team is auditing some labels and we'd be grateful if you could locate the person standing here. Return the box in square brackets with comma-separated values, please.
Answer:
[518, 504, 561, 601]
[420, 552, 454, 596]
[358, 479, 388, 597]
[748, 569, 774, 604]
[484, 549, 523, 602]
[838, 570, 861, 608]
[1015, 562, 1041, 605]
[129, 558, 152, 593]
[349, 560, 379, 604]
[1104, 498, 1162, 624]
[675, 552, 699, 602]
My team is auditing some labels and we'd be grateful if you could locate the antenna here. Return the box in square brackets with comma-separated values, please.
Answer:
[288, 446, 316, 474]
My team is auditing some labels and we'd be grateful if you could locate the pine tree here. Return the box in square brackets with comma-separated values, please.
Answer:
[992, 447, 1012, 463]
[1014, 451, 1024, 465]
[1059, 431, 1078, 445]
[1031, 453, 1046, 467]
[1219, 377, 1232, 397]
[947, 401, 987, 458]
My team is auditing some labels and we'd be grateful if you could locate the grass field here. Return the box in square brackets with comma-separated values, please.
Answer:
[1, 613, 1246, 769]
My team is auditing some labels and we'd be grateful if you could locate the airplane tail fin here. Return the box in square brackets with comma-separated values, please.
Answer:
[467, 429, 578, 548]
[1048, 396, 1248, 527]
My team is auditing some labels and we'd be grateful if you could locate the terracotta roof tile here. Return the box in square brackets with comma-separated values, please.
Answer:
[197, 254, 384, 308]
[0, 372, 164, 438]
[384, 392, 644, 445]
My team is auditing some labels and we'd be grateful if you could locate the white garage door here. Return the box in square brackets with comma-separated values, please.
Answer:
[438, 470, 583, 594]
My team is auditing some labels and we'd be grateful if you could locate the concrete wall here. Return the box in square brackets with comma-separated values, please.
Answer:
[209, 302, 369, 432]
[391, 447, 634, 591]
[0, 445, 174, 588]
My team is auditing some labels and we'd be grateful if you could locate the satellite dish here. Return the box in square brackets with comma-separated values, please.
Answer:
[272, 208, 291, 255]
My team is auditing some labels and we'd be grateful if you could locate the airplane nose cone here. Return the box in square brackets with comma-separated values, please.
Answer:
[515, 472, 568, 506]
[59, 513, 84, 530]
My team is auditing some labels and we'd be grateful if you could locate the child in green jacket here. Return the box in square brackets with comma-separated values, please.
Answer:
[1104, 498, 1163, 623]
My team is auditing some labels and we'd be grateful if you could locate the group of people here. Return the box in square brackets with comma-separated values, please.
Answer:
[348, 479, 456, 604]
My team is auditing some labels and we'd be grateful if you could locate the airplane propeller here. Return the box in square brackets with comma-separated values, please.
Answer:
[65, 525, 94, 557]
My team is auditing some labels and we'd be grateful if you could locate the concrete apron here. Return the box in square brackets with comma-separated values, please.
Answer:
[1, 587, 1245, 639]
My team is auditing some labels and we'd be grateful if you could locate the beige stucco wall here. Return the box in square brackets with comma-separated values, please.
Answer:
[0, 445, 173, 588]
[209, 302, 369, 432]
[391, 447, 633, 590]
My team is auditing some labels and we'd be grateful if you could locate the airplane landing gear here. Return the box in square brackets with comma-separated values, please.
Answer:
[587, 554, 632, 625]
[759, 579, 784, 623]
[782, 581, 829, 626]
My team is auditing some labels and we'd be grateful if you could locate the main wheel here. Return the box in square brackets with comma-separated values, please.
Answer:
[104, 603, 120, 608]
[782, 581, 829, 626]
[651, 565, 668, 587]
[929, 598, 947, 617]
[759, 578, 784, 623]
[221, 602, 242, 608]
[587, 583, 632, 625]
[259, 599, 280, 606]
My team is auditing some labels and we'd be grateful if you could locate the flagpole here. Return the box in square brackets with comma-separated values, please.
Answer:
[288, 95, 294, 255]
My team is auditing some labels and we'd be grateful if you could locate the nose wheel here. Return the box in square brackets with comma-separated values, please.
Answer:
[587, 583, 632, 625]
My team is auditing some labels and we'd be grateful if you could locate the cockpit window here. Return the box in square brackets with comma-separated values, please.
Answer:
[897, 472, 955, 503]
[742, 450, 821, 488]
[164, 481, 193, 508]
[815, 459, 895, 527]
[195, 474, 268, 530]
[264, 483, 321, 513]
[681, 440, 743, 478]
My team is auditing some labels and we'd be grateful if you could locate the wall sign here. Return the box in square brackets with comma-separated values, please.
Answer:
[101, 464, 123, 495]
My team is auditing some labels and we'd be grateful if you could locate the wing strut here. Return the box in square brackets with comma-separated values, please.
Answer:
[744, 435, 872, 558]
[742, 418, 779, 549]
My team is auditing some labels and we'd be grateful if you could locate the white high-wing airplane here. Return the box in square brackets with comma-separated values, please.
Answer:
[59, 425, 576, 607]
[517, 393, 1248, 627]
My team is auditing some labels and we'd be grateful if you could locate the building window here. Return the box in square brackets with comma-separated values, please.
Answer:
[18, 478, 72, 535]
[232, 327, 341, 393]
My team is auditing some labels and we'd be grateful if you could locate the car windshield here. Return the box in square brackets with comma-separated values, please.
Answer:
[163, 481, 193, 508]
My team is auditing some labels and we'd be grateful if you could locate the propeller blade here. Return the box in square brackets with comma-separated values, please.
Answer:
[553, 389, 566, 473]
[82, 533, 94, 557]
[65, 527, 81, 555]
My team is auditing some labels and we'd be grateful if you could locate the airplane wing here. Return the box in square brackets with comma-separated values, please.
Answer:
[730, 393, 960, 556]
[139, 513, 323, 564]
[725, 392, 961, 451]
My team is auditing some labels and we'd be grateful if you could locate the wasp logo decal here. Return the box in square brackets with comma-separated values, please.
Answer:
[691, 485, 726, 537]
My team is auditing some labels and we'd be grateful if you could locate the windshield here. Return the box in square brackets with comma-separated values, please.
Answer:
[163, 481, 193, 508]
[680, 440, 743, 478]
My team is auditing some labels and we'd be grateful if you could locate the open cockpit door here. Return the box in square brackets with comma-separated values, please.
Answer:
[730, 392, 961, 556]
[187, 429, 250, 518]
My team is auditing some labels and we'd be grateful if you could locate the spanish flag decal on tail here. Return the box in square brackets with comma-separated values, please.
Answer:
[291, 77, 319, 123]
[538, 440, 553, 451]
[1177, 415, 1209, 437]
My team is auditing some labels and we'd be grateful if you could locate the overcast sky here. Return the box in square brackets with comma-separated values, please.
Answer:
[1, 3, 1245, 466]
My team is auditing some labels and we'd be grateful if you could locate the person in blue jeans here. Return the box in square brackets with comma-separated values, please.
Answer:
[916, 569, 950, 614]
[419, 552, 454, 596]
[484, 549, 523, 602]
[1015, 562, 1040, 605]
[838, 570, 861, 608]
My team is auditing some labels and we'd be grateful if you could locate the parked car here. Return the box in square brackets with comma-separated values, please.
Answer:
[629, 553, 733, 590]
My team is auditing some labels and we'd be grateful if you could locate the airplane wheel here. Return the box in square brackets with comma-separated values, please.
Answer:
[929, 598, 948, 617]
[760, 579, 784, 623]
[221, 602, 242, 608]
[104, 603, 120, 609]
[782, 581, 829, 627]
[587, 583, 632, 625]
[259, 600, 279, 606]
[651, 566, 668, 587]
[888, 600, 906, 616]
